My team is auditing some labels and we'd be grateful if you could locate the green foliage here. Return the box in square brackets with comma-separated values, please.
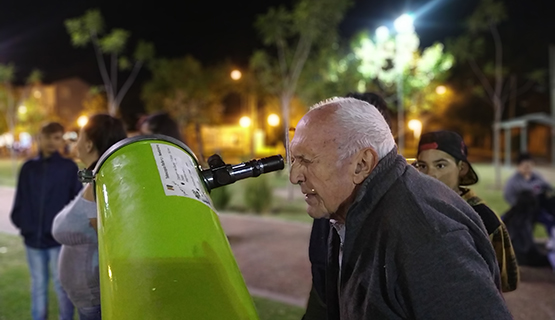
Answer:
[468, 0, 507, 33]
[64, 8, 105, 46]
[0, 63, 15, 83]
[65, 8, 155, 115]
[244, 176, 273, 214]
[255, 7, 292, 46]
[134, 40, 156, 63]
[141, 56, 225, 127]
[99, 28, 129, 54]
[118, 56, 132, 71]
[26, 69, 43, 85]
[210, 185, 232, 210]
[252, 0, 352, 96]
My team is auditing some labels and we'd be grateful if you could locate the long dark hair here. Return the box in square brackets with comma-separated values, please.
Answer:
[84, 114, 127, 170]
[141, 112, 183, 142]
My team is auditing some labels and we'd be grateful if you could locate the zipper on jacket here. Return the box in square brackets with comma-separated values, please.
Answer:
[37, 158, 48, 248]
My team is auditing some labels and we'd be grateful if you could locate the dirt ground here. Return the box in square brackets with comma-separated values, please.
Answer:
[220, 213, 555, 319]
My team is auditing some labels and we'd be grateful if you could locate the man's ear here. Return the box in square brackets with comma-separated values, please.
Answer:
[459, 161, 469, 177]
[353, 148, 378, 184]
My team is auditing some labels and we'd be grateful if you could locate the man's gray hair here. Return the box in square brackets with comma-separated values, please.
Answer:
[309, 97, 396, 160]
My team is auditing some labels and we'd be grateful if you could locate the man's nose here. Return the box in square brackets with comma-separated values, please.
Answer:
[289, 164, 304, 185]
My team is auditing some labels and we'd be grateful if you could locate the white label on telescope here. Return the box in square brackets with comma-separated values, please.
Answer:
[151, 143, 212, 207]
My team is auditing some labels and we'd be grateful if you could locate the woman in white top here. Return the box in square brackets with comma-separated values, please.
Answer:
[53, 114, 127, 320]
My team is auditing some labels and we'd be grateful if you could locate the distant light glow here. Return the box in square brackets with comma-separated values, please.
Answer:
[376, 26, 390, 41]
[436, 85, 447, 95]
[267, 114, 280, 127]
[408, 119, 422, 139]
[394, 14, 414, 34]
[239, 116, 251, 128]
[18, 105, 27, 115]
[33, 90, 42, 98]
[230, 70, 242, 80]
[77, 115, 89, 128]
[19, 132, 32, 148]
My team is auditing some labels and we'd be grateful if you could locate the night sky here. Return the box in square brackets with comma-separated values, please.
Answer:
[1, 0, 553, 118]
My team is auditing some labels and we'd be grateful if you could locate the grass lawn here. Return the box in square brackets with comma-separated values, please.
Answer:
[0, 158, 21, 187]
[0, 233, 304, 320]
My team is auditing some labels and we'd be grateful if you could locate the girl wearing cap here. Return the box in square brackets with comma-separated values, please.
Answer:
[415, 130, 519, 292]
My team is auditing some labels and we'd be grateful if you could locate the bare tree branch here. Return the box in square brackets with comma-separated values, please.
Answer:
[287, 34, 313, 97]
[501, 79, 536, 105]
[111, 53, 118, 96]
[115, 61, 143, 108]
[276, 37, 289, 89]
[468, 58, 495, 99]
[90, 32, 114, 110]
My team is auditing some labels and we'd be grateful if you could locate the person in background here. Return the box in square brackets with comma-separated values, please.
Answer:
[415, 130, 519, 292]
[504, 152, 555, 236]
[10, 122, 81, 320]
[138, 112, 183, 142]
[502, 190, 552, 267]
[292, 97, 511, 319]
[52, 114, 127, 320]
[303, 92, 392, 320]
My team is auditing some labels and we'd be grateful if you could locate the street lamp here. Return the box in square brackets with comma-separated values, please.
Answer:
[377, 13, 415, 156]
[18, 105, 27, 115]
[267, 114, 280, 127]
[408, 119, 422, 139]
[436, 85, 447, 95]
[77, 115, 89, 128]
[230, 70, 242, 81]
[239, 116, 251, 128]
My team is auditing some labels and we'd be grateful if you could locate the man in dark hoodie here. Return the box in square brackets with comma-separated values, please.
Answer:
[11, 122, 82, 320]
[290, 97, 511, 319]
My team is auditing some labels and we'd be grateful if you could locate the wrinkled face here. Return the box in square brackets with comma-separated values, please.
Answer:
[518, 160, 533, 177]
[38, 131, 63, 156]
[289, 111, 357, 220]
[416, 149, 463, 192]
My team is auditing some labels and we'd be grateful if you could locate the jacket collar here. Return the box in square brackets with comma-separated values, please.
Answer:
[342, 147, 409, 267]
[38, 151, 62, 161]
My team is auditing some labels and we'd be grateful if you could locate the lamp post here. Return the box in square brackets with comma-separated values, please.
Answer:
[377, 14, 415, 156]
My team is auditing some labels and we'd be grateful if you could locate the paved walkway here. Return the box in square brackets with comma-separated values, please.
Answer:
[1, 187, 555, 318]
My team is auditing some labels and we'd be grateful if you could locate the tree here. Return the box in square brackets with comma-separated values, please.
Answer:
[65, 9, 155, 115]
[141, 56, 227, 161]
[0, 65, 43, 177]
[351, 31, 454, 115]
[296, 28, 454, 121]
[250, 0, 352, 166]
[82, 86, 109, 116]
[448, 0, 543, 188]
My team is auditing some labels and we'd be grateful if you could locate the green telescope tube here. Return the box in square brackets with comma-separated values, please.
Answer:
[90, 135, 259, 319]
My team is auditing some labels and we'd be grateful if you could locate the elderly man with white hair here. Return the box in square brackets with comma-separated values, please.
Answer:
[290, 97, 512, 320]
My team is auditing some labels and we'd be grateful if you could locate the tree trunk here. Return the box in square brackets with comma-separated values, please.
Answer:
[281, 93, 295, 200]
[195, 122, 205, 165]
[6, 89, 17, 180]
[493, 107, 502, 189]
[491, 21, 504, 189]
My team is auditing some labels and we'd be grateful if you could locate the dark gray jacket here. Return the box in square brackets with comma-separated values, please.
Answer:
[326, 149, 512, 320]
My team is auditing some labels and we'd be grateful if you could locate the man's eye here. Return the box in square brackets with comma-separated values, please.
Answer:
[436, 164, 446, 169]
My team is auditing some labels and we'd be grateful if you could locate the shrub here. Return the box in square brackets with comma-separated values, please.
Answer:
[244, 176, 273, 214]
[210, 185, 231, 210]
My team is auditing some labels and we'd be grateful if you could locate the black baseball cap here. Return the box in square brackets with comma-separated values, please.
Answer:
[417, 131, 479, 186]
